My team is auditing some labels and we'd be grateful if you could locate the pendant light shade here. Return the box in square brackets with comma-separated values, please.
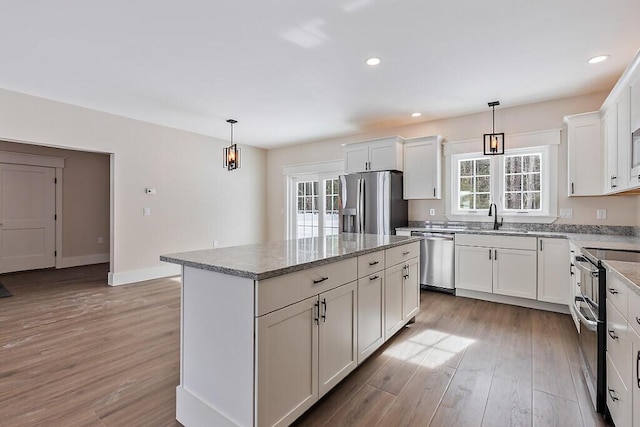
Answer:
[223, 119, 241, 171]
[483, 101, 505, 156]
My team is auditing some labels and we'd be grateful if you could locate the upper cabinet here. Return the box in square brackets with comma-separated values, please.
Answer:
[630, 74, 640, 184]
[344, 137, 404, 174]
[603, 107, 619, 193]
[403, 136, 442, 199]
[566, 112, 603, 196]
[617, 87, 631, 190]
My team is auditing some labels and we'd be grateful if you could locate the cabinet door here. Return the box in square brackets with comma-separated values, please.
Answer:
[357, 274, 384, 364]
[318, 281, 357, 397]
[537, 238, 570, 304]
[493, 248, 537, 299]
[618, 88, 632, 189]
[605, 108, 619, 192]
[384, 262, 405, 340]
[455, 245, 493, 293]
[607, 353, 631, 427]
[369, 139, 402, 171]
[567, 112, 603, 196]
[631, 74, 640, 133]
[403, 137, 441, 199]
[403, 257, 420, 322]
[256, 296, 318, 427]
[344, 144, 369, 174]
[632, 328, 640, 427]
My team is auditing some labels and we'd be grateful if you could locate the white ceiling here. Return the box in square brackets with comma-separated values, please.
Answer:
[0, 0, 639, 149]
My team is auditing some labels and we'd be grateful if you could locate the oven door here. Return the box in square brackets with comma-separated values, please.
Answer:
[573, 293, 600, 409]
[575, 255, 600, 309]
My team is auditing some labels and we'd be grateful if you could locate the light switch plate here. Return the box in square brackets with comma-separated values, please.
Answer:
[597, 209, 607, 220]
[143, 207, 151, 216]
[429, 208, 436, 216]
[560, 208, 573, 219]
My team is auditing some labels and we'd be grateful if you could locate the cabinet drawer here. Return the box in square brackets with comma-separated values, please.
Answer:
[256, 258, 357, 316]
[455, 234, 536, 250]
[606, 353, 631, 427]
[357, 251, 385, 278]
[607, 299, 631, 389]
[385, 242, 420, 267]
[628, 289, 640, 337]
[607, 272, 628, 319]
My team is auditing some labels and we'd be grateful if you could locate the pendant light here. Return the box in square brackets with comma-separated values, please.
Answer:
[223, 119, 241, 171]
[483, 101, 504, 155]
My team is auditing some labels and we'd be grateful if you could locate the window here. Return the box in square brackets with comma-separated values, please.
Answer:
[503, 153, 541, 211]
[293, 177, 339, 238]
[448, 145, 556, 222]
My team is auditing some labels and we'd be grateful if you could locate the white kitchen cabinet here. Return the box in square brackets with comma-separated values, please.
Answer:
[318, 281, 357, 397]
[403, 256, 420, 321]
[384, 262, 406, 340]
[357, 273, 384, 364]
[455, 245, 493, 293]
[568, 242, 581, 332]
[344, 136, 404, 173]
[384, 246, 419, 341]
[631, 73, 640, 133]
[403, 136, 442, 199]
[618, 88, 632, 190]
[257, 296, 319, 427]
[493, 248, 537, 299]
[604, 107, 620, 193]
[631, 327, 640, 427]
[566, 112, 604, 196]
[455, 235, 537, 299]
[537, 238, 570, 304]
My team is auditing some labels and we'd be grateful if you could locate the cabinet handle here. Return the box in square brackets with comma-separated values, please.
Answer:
[403, 264, 409, 279]
[369, 275, 379, 281]
[313, 277, 329, 284]
[369, 261, 379, 266]
[608, 287, 619, 295]
[636, 316, 640, 325]
[489, 249, 492, 260]
[403, 251, 410, 255]
[608, 388, 619, 402]
[494, 249, 497, 260]
[539, 240, 543, 251]
[637, 350, 640, 389]
[321, 298, 327, 322]
[571, 183, 574, 194]
[433, 188, 436, 197]
[608, 329, 618, 340]
[314, 301, 320, 325]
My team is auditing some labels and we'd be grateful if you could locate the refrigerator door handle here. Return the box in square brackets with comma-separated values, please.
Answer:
[359, 178, 365, 232]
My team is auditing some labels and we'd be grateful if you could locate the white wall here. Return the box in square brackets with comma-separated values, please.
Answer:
[267, 92, 639, 240]
[0, 88, 267, 285]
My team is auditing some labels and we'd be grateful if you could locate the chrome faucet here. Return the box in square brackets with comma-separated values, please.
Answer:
[488, 203, 503, 230]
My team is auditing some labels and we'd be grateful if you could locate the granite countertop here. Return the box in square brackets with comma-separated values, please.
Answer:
[603, 260, 640, 296]
[161, 233, 421, 281]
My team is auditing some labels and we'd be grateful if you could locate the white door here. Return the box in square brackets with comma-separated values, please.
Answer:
[357, 274, 384, 364]
[318, 281, 357, 397]
[368, 142, 396, 171]
[631, 328, 640, 427]
[403, 257, 420, 321]
[0, 163, 56, 273]
[344, 145, 369, 173]
[493, 248, 537, 299]
[537, 238, 570, 304]
[403, 137, 440, 199]
[384, 262, 405, 340]
[455, 245, 493, 293]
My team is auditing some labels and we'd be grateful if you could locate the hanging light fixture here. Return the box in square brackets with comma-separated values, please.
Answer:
[483, 101, 505, 156]
[223, 119, 241, 171]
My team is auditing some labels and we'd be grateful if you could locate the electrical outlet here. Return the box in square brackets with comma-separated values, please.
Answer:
[559, 208, 573, 219]
[98, 237, 104, 244]
[597, 209, 607, 220]
[143, 207, 151, 216]
[429, 209, 436, 216]
[145, 188, 156, 195]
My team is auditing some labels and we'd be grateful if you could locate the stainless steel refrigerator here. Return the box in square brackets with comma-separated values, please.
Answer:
[338, 171, 408, 235]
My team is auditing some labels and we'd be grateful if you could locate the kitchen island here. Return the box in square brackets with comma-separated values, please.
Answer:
[161, 233, 421, 427]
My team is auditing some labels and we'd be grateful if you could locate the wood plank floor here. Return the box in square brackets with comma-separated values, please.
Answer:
[0, 265, 611, 426]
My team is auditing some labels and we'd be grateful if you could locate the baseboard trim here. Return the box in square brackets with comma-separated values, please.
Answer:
[176, 386, 238, 427]
[57, 253, 110, 269]
[108, 264, 181, 286]
[456, 289, 570, 314]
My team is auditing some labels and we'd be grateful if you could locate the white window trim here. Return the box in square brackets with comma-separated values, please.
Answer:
[445, 145, 558, 224]
[283, 160, 344, 239]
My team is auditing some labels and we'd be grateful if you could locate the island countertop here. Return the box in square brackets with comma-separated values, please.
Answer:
[160, 233, 421, 281]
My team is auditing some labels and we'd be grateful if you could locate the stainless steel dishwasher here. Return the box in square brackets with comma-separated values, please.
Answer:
[411, 231, 455, 293]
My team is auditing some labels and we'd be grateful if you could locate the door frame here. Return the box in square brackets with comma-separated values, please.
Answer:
[0, 150, 65, 269]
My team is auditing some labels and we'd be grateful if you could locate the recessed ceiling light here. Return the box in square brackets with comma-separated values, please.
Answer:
[366, 57, 381, 66]
[411, 112, 422, 117]
[588, 55, 609, 64]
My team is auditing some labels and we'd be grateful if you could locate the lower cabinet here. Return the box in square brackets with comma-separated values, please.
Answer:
[455, 236, 536, 299]
[357, 273, 384, 364]
[384, 256, 419, 340]
[256, 281, 357, 427]
[632, 328, 640, 427]
[537, 238, 570, 304]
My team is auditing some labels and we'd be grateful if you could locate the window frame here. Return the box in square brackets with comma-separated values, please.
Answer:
[447, 145, 557, 223]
